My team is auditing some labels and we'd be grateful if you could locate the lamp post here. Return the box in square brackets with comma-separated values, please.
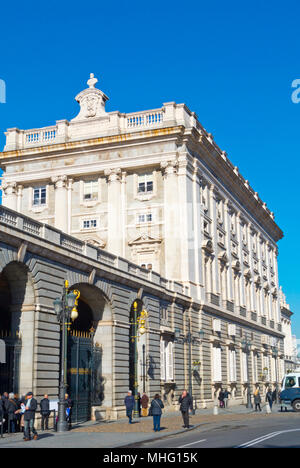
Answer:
[175, 319, 204, 415]
[53, 280, 79, 432]
[131, 301, 148, 419]
[241, 336, 253, 409]
[272, 344, 279, 404]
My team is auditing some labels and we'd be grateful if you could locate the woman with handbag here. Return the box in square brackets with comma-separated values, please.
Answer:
[149, 394, 164, 432]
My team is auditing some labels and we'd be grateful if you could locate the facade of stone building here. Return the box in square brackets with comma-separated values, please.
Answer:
[0, 74, 292, 415]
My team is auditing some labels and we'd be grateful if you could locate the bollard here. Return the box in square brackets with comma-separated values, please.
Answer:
[266, 403, 271, 414]
[213, 405, 219, 415]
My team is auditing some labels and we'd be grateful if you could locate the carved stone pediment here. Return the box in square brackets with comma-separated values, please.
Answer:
[128, 233, 162, 247]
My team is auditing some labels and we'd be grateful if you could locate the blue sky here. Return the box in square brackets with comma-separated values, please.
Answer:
[0, 0, 299, 334]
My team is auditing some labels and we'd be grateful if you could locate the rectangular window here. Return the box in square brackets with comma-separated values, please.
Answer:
[138, 173, 153, 194]
[228, 349, 237, 382]
[212, 346, 222, 382]
[137, 213, 153, 224]
[83, 180, 98, 201]
[82, 219, 97, 229]
[33, 186, 46, 206]
[160, 338, 174, 382]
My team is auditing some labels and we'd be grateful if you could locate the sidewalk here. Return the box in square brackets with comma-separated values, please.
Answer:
[0, 403, 287, 448]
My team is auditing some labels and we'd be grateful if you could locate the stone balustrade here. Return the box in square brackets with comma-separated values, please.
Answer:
[0, 205, 185, 296]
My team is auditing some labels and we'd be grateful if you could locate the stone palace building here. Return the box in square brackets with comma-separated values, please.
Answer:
[0, 74, 294, 419]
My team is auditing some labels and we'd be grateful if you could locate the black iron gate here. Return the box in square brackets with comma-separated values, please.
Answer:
[0, 333, 21, 395]
[67, 332, 102, 423]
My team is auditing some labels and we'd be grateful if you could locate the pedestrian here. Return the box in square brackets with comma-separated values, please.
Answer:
[149, 393, 164, 432]
[178, 389, 193, 429]
[223, 389, 231, 408]
[124, 390, 135, 424]
[40, 394, 50, 430]
[0, 395, 4, 434]
[266, 388, 273, 411]
[7, 392, 18, 433]
[65, 394, 73, 430]
[137, 392, 141, 417]
[2, 392, 8, 433]
[23, 392, 38, 441]
[272, 389, 277, 404]
[254, 390, 262, 412]
[218, 388, 225, 408]
[141, 392, 149, 417]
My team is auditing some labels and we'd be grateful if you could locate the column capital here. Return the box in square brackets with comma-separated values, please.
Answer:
[160, 159, 178, 177]
[51, 174, 68, 189]
[1, 180, 17, 195]
[104, 167, 122, 183]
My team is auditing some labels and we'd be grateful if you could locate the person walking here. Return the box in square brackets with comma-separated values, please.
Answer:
[40, 394, 50, 431]
[23, 392, 38, 441]
[65, 394, 73, 430]
[124, 390, 135, 424]
[266, 388, 273, 411]
[223, 389, 231, 408]
[7, 393, 18, 433]
[254, 390, 262, 412]
[2, 392, 8, 433]
[218, 389, 225, 408]
[178, 389, 193, 429]
[149, 394, 164, 432]
[141, 392, 149, 417]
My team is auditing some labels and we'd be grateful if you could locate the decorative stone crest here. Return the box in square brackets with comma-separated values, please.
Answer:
[71, 73, 109, 121]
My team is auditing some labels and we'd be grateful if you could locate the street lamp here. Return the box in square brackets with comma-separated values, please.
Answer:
[54, 281, 79, 432]
[131, 301, 148, 419]
[241, 336, 253, 409]
[272, 343, 280, 404]
[175, 320, 204, 415]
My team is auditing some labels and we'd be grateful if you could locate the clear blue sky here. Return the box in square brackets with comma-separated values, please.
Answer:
[0, 0, 299, 334]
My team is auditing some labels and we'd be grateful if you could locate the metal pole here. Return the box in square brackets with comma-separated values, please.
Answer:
[188, 319, 195, 415]
[246, 344, 253, 409]
[133, 301, 139, 418]
[57, 284, 68, 432]
[142, 344, 146, 394]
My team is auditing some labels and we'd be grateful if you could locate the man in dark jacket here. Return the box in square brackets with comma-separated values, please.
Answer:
[24, 392, 38, 441]
[124, 390, 135, 424]
[178, 389, 193, 429]
[40, 394, 50, 431]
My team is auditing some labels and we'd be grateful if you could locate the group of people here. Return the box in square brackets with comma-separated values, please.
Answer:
[124, 389, 193, 432]
[217, 387, 278, 412]
[0, 391, 74, 441]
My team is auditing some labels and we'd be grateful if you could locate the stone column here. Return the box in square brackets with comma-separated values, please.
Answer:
[2, 181, 17, 210]
[104, 168, 123, 256]
[51, 175, 68, 233]
[160, 159, 180, 280]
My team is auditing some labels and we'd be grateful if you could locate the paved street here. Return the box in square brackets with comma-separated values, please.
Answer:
[0, 404, 299, 448]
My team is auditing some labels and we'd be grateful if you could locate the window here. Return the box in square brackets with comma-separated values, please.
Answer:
[33, 186, 46, 206]
[212, 346, 222, 382]
[284, 376, 297, 388]
[228, 349, 237, 382]
[137, 213, 153, 224]
[82, 219, 98, 229]
[83, 180, 98, 201]
[160, 338, 174, 381]
[160, 306, 168, 325]
[138, 173, 153, 194]
[242, 352, 248, 382]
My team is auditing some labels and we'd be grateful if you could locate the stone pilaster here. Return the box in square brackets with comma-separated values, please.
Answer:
[51, 175, 68, 232]
[104, 167, 123, 256]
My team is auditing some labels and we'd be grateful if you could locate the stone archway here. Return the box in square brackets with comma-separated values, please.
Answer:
[0, 262, 36, 395]
[67, 282, 113, 419]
